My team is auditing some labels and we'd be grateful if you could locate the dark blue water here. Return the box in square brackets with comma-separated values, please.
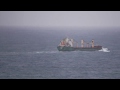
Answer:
[0, 27, 120, 79]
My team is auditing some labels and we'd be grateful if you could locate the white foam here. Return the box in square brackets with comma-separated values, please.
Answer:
[99, 47, 110, 52]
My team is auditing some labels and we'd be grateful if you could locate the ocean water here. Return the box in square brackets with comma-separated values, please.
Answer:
[0, 27, 120, 79]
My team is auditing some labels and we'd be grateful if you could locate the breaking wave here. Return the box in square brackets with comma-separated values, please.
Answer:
[99, 47, 110, 52]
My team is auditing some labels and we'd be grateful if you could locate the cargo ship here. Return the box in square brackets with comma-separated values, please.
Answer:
[57, 37, 102, 51]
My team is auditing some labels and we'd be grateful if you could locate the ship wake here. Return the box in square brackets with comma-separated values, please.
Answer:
[35, 51, 59, 54]
[0, 51, 59, 55]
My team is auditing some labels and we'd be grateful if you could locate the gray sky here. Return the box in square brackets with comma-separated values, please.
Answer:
[0, 11, 120, 28]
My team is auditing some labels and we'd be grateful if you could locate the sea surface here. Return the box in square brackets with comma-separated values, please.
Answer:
[0, 27, 120, 79]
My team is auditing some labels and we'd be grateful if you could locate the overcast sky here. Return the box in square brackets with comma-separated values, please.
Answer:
[0, 11, 120, 28]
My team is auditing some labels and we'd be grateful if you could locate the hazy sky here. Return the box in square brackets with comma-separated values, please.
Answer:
[0, 11, 120, 28]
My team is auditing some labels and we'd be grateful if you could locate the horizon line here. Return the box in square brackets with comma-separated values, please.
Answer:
[0, 25, 120, 29]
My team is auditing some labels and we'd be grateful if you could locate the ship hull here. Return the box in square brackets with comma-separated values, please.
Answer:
[57, 46, 102, 51]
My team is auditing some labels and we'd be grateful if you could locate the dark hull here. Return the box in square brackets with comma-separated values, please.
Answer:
[57, 46, 102, 51]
